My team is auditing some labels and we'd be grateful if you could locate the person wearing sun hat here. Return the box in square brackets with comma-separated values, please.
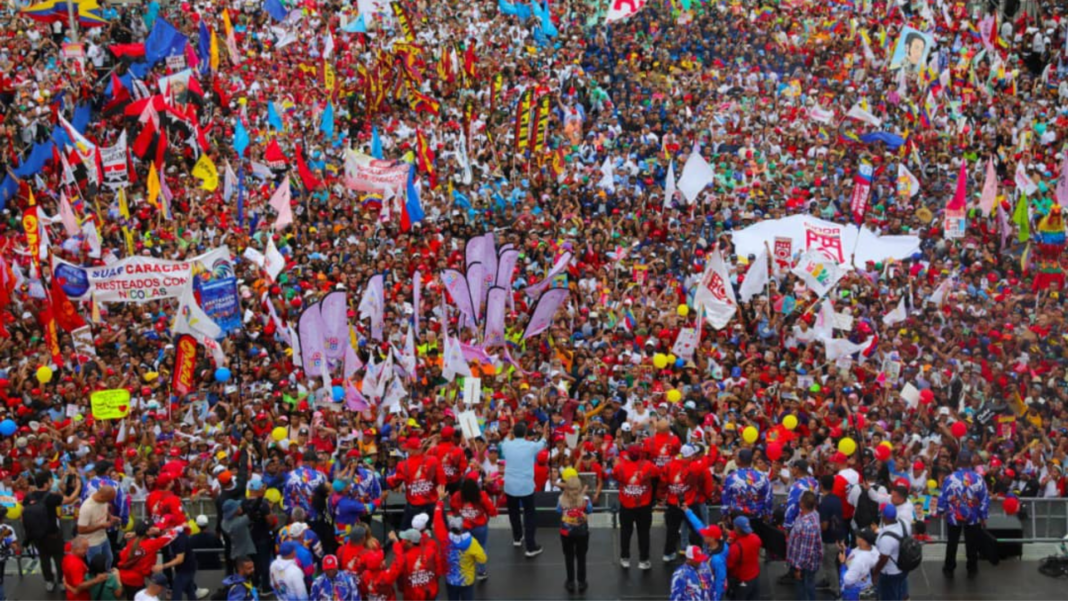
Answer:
[669, 545, 712, 601]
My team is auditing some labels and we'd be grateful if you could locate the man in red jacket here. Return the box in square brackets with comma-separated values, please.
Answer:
[394, 525, 443, 600]
[727, 516, 763, 600]
[613, 444, 658, 570]
[386, 437, 447, 530]
[661, 443, 713, 563]
[434, 427, 468, 494]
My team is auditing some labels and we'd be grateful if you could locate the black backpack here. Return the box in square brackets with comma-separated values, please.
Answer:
[22, 491, 54, 544]
[211, 580, 253, 601]
[879, 520, 923, 572]
[853, 487, 879, 530]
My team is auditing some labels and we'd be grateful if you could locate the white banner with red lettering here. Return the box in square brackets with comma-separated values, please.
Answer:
[729, 215, 919, 267]
[343, 150, 410, 196]
[606, 0, 647, 22]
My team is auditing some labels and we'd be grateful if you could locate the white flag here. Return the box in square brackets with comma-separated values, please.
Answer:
[664, 161, 677, 209]
[381, 376, 406, 412]
[59, 192, 80, 237]
[814, 298, 836, 340]
[694, 249, 736, 330]
[442, 330, 472, 382]
[606, 0, 647, 23]
[173, 283, 225, 364]
[846, 102, 883, 127]
[597, 157, 615, 192]
[738, 248, 769, 303]
[792, 250, 845, 297]
[269, 177, 293, 230]
[223, 163, 237, 202]
[897, 163, 920, 198]
[1014, 163, 1038, 196]
[671, 327, 698, 360]
[264, 236, 286, 281]
[809, 106, 835, 124]
[883, 297, 908, 326]
[824, 336, 874, 361]
[677, 145, 715, 204]
[929, 277, 953, 307]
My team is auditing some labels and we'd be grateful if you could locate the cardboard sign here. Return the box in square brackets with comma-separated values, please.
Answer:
[71, 325, 97, 358]
[900, 383, 921, 409]
[833, 311, 855, 331]
[457, 409, 481, 440]
[463, 377, 482, 406]
[90, 389, 132, 420]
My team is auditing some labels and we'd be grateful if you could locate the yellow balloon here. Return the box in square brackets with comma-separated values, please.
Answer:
[124, 517, 135, 532]
[927, 479, 938, 490]
[36, 366, 53, 384]
[187, 519, 201, 535]
[666, 389, 682, 404]
[271, 427, 288, 442]
[677, 305, 690, 317]
[742, 426, 759, 444]
[653, 354, 668, 369]
[561, 467, 578, 481]
[782, 415, 798, 431]
[5, 503, 21, 520]
[879, 440, 893, 451]
[838, 437, 857, 456]
[667, 354, 677, 365]
[265, 488, 282, 504]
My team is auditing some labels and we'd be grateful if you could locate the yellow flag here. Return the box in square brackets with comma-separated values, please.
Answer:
[117, 186, 130, 219]
[192, 154, 219, 191]
[209, 27, 219, 72]
[323, 61, 336, 96]
[147, 163, 160, 209]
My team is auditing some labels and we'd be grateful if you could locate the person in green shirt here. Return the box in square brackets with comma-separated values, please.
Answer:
[87, 554, 124, 601]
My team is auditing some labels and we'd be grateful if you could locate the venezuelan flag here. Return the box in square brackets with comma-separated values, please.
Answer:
[22, 0, 108, 28]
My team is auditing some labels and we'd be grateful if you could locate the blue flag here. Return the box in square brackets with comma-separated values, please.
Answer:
[234, 119, 250, 157]
[371, 126, 383, 159]
[405, 166, 425, 227]
[145, 19, 188, 66]
[265, 0, 289, 22]
[452, 188, 471, 209]
[0, 176, 17, 213]
[533, 1, 557, 37]
[13, 141, 55, 179]
[320, 102, 335, 139]
[341, 14, 367, 33]
[267, 102, 284, 131]
[71, 104, 91, 134]
[198, 21, 211, 74]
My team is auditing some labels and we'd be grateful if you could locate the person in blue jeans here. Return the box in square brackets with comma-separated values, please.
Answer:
[873, 505, 908, 601]
[500, 420, 549, 558]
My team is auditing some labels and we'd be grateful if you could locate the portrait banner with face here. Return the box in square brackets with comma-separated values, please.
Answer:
[889, 26, 933, 72]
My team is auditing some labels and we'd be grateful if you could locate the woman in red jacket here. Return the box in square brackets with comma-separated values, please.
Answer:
[394, 525, 443, 600]
[449, 475, 497, 580]
[359, 541, 405, 601]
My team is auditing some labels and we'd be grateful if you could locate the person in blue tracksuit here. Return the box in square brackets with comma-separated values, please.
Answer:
[670, 546, 712, 601]
[684, 507, 729, 601]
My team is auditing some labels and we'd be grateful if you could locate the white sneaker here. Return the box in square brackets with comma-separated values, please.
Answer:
[45, 582, 56, 593]
[662, 554, 675, 563]
[639, 561, 652, 571]
[525, 545, 544, 558]
[513, 536, 524, 547]
[196, 588, 211, 599]
[620, 558, 631, 568]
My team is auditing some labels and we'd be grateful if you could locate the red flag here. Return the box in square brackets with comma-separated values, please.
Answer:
[50, 274, 86, 332]
[463, 43, 477, 79]
[103, 73, 131, 116]
[264, 139, 287, 169]
[295, 144, 322, 190]
[38, 305, 64, 367]
[416, 129, 437, 190]
[947, 159, 967, 211]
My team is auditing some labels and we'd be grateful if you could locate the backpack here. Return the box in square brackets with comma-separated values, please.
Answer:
[22, 491, 54, 544]
[879, 520, 923, 572]
[853, 487, 879, 530]
[211, 580, 252, 601]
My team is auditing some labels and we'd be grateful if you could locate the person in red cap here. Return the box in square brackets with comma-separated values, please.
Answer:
[433, 426, 468, 494]
[669, 545, 712, 601]
[449, 473, 497, 581]
[309, 554, 359, 600]
[386, 436, 446, 530]
[612, 443, 658, 570]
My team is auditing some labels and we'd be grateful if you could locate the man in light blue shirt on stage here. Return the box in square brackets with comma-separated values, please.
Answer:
[501, 420, 549, 557]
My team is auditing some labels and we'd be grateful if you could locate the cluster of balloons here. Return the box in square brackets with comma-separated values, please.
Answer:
[652, 353, 681, 369]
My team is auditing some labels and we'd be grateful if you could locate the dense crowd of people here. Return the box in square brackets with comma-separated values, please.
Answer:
[0, 0, 1067, 599]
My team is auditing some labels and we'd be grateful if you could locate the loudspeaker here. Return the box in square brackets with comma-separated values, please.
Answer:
[983, 516, 1023, 560]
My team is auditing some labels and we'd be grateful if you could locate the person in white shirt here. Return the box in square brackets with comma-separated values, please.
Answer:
[889, 485, 915, 536]
[838, 528, 880, 600]
[873, 505, 908, 601]
[133, 573, 169, 601]
[270, 542, 308, 601]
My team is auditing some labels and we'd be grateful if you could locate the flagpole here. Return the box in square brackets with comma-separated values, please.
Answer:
[67, 0, 79, 44]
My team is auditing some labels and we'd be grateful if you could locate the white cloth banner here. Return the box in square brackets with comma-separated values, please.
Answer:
[343, 150, 410, 195]
[793, 250, 847, 297]
[52, 247, 233, 303]
[730, 214, 920, 267]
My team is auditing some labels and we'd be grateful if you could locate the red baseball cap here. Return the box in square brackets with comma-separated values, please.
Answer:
[441, 426, 455, 438]
[322, 555, 338, 570]
[699, 525, 723, 540]
[685, 545, 709, 563]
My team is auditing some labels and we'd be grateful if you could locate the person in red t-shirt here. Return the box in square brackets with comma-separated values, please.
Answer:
[433, 427, 468, 494]
[612, 444, 658, 569]
[534, 450, 550, 491]
[64, 538, 108, 601]
[661, 444, 714, 562]
[386, 437, 446, 530]
[449, 474, 498, 580]
[337, 524, 378, 574]
[116, 523, 177, 593]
